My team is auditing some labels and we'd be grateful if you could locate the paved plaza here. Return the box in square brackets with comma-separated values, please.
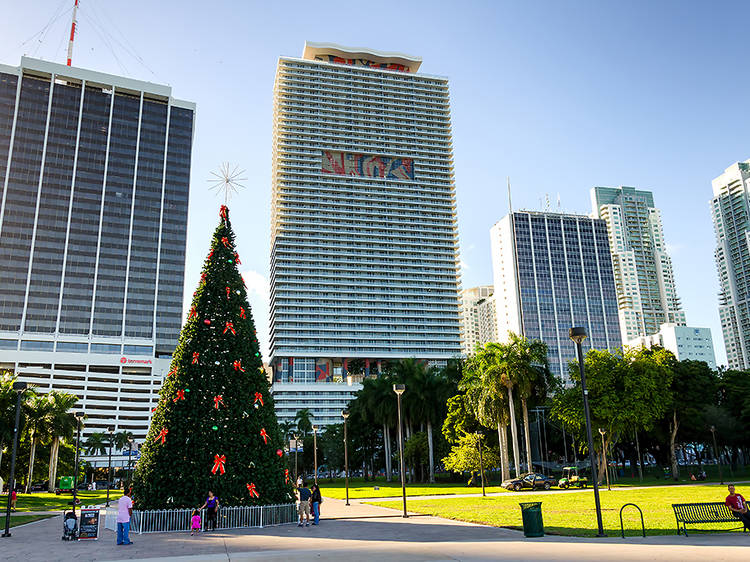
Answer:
[1, 496, 748, 561]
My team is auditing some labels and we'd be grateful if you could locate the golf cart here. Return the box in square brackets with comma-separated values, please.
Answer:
[558, 466, 588, 489]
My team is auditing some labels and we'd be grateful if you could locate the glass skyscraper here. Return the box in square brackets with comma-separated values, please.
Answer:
[0, 57, 194, 455]
[270, 43, 461, 425]
[490, 211, 622, 380]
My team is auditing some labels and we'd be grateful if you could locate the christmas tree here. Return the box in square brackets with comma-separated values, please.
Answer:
[132, 205, 293, 509]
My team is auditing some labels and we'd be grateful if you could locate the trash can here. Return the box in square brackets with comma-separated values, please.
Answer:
[519, 502, 544, 537]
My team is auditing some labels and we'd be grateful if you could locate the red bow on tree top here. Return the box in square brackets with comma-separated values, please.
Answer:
[213, 395, 224, 409]
[260, 428, 269, 444]
[220, 205, 228, 220]
[233, 359, 245, 372]
[223, 321, 236, 335]
[254, 392, 264, 406]
[155, 428, 168, 444]
[212, 454, 226, 475]
[246, 482, 259, 498]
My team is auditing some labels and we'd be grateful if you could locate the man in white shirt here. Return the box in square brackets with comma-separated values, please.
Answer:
[116, 487, 134, 545]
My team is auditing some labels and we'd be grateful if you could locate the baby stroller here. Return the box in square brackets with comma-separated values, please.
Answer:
[62, 509, 78, 541]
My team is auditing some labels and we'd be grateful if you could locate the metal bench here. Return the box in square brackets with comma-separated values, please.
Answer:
[672, 502, 748, 536]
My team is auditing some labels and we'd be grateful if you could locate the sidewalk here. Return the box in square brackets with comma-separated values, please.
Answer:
[1, 497, 748, 561]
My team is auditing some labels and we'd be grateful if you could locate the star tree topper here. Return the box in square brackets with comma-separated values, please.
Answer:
[208, 162, 247, 204]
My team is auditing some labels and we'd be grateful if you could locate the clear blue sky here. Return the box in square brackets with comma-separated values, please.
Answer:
[2, 0, 746, 365]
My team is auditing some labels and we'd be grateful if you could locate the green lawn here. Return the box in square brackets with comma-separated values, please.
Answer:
[2, 490, 123, 512]
[5, 514, 56, 528]
[319, 477, 510, 499]
[370, 484, 747, 537]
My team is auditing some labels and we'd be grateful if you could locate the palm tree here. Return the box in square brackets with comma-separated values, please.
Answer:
[358, 375, 397, 481]
[84, 432, 109, 456]
[0, 372, 19, 470]
[294, 408, 313, 436]
[507, 332, 550, 472]
[462, 344, 512, 480]
[114, 430, 134, 451]
[24, 391, 52, 492]
[279, 421, 296, 440]
[46, 391, 78, 492]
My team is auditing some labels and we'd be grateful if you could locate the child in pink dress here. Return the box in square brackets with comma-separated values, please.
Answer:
[191, 509, 201, 535]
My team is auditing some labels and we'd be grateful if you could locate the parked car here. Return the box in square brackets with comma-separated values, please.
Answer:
[29, 481, 48, 492]
[502, 472, 558, 491]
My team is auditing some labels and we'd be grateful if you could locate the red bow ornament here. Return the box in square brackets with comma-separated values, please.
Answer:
[192, 352, 200, 364]
[234, 252, 241, 265]
[212, 454, 226, 475]
[200, 272, 206, 283]
[221, 236, 230, 248]
[173, 389, 185, 403]
[246, 482, 259, 498]
[226, 286, 231, 300]
[260, 428, 269, 444]
[239, 307, 246, 319]
[220, 205, 228, 220]
[223, 321, 236, 335]
[233, 359, 245, 372]
[254, 392, 264, 406]
[189, 307, 197, 319]
[155, 428, 168, 444]
[207, 248, 214, 261]
[213, 395, 224, 409]
[167, 367, 177, 378]
[285, 469, 290, 484]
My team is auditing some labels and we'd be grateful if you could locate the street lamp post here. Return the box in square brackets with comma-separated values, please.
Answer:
[599, 428, 610, 491]
[312, 425, 319, 484]
[72, 411, 85, 519]
[393, 384, 407, 518]
[342, 409, 350, 506]
[106, 426, 114, 507]
[293, 433, 300, 483]
[569, 327, 605, 537]
[2, 381, 27, 538]
[476, 432, 486, 497]
[710, 425, 723, 484]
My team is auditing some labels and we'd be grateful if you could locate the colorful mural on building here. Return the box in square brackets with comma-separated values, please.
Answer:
[314, 55, 411, 72]
[321, 150, 415, 180]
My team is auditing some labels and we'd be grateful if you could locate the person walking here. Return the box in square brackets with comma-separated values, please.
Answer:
[297, 481, 311, 527]
[200, 491, 220, 532]
[116, 487, 134, 545]
[10, 489, 17, 512]
[725, 484, 750, 530]
[311, 483, 322, 525]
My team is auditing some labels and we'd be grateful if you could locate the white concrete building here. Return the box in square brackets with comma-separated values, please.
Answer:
[477, 294, 498, 348]
[591, 186, 685, 343]
[627, 323, 716, 369]
[269, 43, 461, 426]
[0, 58, 194, 465]
[711, 160, 750, 369]
[460, 286, 494, 355]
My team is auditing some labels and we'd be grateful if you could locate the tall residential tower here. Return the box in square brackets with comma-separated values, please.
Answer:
[0, 57, 194, 455]
[490, 211, 621, 380]
[711, 160, 750, 369]
[591, 186, 685, 342]
[270, 43, 461, 425]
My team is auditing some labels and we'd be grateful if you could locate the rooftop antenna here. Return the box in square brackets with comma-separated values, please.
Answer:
[208, 162, 247, 205]
[507, 176, 513, 214]
[557, 193, 561, 211]
[545, 193, 551, 212]
[66, 0, 80, 66]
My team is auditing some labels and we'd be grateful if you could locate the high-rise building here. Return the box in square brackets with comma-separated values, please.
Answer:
[0, 57, 194, 460]
[459, 286, 496, 354]
[627, 324, 716, 369]
[711, 160, 750, 369]
[591, 186, 685, 343]
[270, 43, 461, 426]
[490, 211, 621, 379]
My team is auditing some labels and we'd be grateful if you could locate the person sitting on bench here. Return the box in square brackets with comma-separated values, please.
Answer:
[725, 484, 750, 530]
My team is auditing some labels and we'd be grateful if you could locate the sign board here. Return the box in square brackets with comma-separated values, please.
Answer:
[78, 508, 100, 540]
[289, 439, 303, 453]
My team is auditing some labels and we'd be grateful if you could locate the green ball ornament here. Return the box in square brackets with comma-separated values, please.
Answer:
[212, 425, 219, 431]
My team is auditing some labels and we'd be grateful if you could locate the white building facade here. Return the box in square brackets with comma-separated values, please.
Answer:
[627, 323, 716, 369]
[590, 186, 685, 343]
[711, 160, 750, 369]
[459, 286, 494, 355]
[0, 58, 194, 462]
[269, 43, 461, 426]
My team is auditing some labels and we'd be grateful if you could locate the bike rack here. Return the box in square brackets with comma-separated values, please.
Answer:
[619, 503, 645, 538]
